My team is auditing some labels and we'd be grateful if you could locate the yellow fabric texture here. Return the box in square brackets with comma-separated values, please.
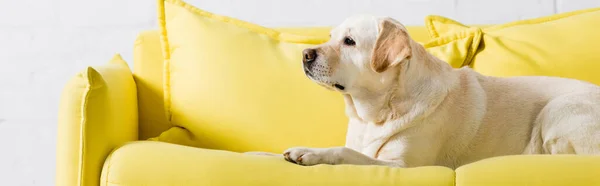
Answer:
[101, 141, 455, 186]
[57, 54, 138, 186]
[424, 16, 491, 39]
[159, 0, 345, 153]
[423, 27, 482, 68]
[456, 155, 600, 186]
[133, 30, 171, 140]
[425, 8, 600, 84]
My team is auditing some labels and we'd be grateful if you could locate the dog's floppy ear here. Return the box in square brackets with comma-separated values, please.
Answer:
[371, 17, 412, 73]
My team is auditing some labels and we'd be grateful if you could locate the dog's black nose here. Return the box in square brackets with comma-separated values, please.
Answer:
[303, 48, 317, 65]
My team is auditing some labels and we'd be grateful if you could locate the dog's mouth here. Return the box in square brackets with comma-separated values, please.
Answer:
[333, 84, 345, 90]
[304, 67, 345, 91]
[304, 69, 312, 77]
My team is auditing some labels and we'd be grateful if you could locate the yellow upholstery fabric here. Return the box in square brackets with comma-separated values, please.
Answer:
[101, 141, 455, 186]
[423, 27, 482, 68]
[133, 30, 171, 139]
[425, 15, 472, 39]
[160, 0, 346, 153]
[57, 55, 138, 186]
[424, 16, 491, 39]
[425, 8, 600, 84]
[456, 155, 600, 186]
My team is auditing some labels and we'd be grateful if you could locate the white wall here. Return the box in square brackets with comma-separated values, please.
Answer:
[1, 0, 598, 185]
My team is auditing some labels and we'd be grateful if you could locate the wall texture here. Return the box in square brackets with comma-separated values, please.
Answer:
[0, 0, 598, 185]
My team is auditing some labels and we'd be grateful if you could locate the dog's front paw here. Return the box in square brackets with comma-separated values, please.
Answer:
[283, 147, 326, 166]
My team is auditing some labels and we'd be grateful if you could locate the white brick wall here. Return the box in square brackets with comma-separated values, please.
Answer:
[1, 0, 598, 185]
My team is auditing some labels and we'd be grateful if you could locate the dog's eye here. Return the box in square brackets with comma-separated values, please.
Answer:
[343, 37, 355, 46]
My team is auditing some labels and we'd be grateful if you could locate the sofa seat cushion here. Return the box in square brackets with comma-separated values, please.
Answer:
[456, 155, 600, 186]
[101, 141, 455, 186]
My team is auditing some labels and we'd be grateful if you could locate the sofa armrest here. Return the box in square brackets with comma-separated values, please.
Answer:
[57, 54, 138, 186]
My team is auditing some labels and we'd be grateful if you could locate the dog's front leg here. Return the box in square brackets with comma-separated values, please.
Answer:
[283, 147, 405, 167]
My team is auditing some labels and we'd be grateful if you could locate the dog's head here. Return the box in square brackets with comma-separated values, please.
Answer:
[302, 15, 412, 95]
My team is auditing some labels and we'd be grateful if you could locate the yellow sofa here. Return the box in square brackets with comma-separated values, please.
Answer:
[57, 1, 600, 185]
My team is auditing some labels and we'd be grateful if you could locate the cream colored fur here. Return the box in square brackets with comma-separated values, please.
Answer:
[247, 15, 600, 169]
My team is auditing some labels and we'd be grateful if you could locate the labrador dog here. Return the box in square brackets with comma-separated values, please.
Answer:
[248, 15, 600, 169]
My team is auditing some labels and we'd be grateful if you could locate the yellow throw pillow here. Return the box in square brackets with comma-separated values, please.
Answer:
[424, 8, 600, 85]
[159, 0, 345, 153]
[423, 27, 483, 68]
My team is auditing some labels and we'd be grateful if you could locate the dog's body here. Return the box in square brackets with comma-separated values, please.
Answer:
[340, 67, 600, 169]
[248, 15, 600, 168]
